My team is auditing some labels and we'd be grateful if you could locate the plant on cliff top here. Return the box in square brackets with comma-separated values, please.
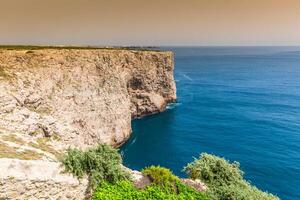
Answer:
[92, 180, 210, 200]
[92, 163, 210, 199]
[141, 166, 179, 191]
[60, 144, 129, 189]
[183, 153, 279, 200]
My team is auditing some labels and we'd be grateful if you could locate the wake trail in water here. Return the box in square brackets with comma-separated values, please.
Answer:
[181, 73, 193, 81]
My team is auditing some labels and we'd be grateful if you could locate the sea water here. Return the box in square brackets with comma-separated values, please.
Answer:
[121, 47, 300, 200]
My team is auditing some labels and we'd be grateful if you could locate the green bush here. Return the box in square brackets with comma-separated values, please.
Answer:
[60, 144, 129, 189]
[93, 165, 210, 199]
[142, 166, 179, 189]
[92, 180, 210, 200]
[183, 153, 279, 200]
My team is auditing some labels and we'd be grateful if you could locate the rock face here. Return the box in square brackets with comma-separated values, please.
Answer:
[0, 48, 176, 199]
[0, 49, 176, 147]
[0, 159, 89, 200]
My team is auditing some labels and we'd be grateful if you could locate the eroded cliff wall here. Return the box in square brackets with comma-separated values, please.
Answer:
[0, 48, 176, 199]
[0, 49, 176, 147]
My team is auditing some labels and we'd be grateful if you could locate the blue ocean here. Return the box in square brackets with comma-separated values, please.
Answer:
[121, 47, 300, 200]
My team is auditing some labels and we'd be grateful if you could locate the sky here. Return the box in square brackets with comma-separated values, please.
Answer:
[0, 0, 300, 46]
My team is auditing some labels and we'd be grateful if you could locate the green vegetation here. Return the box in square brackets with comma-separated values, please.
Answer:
[142, 166, 179, 190]
[61, 146, 209, 199]
[92, 180, 210, 200]
[60, 144, 129, 189]
[183, 153, 279, 200]
[60, 144, 279, 200]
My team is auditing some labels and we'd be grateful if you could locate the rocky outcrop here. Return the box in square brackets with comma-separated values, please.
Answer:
[0, 159, 89, 200]
[0, 48, 176, 148]
[0, 48, 176, 199]
[0, 159, 206, 200]
[181, 179, 207, 192]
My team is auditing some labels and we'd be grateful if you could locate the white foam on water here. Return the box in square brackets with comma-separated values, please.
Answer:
[166, 102, 182, 110]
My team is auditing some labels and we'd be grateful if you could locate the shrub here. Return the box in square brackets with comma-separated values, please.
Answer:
[60, 144, 129, 189]
[142, 166, 179, 189]
[183, 153, 243, 186]
[92, 180, 210, 200]
[183, 153, 279, 200]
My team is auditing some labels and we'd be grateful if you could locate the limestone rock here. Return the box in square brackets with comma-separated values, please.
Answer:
[181, 178, 208, 192]
[0, 158, 89, 200]
[0, 48, 176, 199]
[0, 49, 176, 148]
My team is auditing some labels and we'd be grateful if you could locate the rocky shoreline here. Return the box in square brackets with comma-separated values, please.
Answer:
[0, 47, 176, 199]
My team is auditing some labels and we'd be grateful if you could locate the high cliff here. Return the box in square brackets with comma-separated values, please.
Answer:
[0, 47, 176, 199]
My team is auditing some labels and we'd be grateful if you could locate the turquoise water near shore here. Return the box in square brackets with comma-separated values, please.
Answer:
[121, 47, 300, 200]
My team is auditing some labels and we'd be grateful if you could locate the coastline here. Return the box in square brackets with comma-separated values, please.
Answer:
[0, 47, 176, 199]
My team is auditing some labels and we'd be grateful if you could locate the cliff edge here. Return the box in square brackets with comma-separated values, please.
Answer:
[0, 48, 176, 199]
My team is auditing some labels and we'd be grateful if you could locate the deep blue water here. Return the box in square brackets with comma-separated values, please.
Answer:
[121, 47, 300, 200]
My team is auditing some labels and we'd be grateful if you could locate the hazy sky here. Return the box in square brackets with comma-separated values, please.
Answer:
[1, 0, 300, 46]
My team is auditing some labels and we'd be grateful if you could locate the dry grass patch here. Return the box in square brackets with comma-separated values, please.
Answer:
[0, 141, 42, 160]
[17, 149, 43, 160]
[1, 134, 26, 145]
[0, 67, 11, 79]
[29, 138, 61, 158]
[52, 133, 61, 141]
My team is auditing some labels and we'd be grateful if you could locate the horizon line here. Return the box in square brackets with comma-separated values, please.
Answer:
[1, 44, 300, 48]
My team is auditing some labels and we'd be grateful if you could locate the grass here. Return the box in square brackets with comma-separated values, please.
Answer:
[0, 134, 61, 160]
[0, 141, 42, 160]
[1, 134, 26, 145]
[28, 138, 61, 158]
